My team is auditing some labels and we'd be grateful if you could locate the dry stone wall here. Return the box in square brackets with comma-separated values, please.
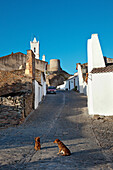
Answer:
[0, 91, 33, 129]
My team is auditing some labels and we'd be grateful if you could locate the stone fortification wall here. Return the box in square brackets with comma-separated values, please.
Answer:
[49, 59, 61, 72]
[0, 52, 26, 71]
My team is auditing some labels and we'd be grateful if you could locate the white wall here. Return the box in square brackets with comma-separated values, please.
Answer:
[77, 64, 88, 95]
[69, 78, 75, 90]
[41, 73, 46, 96]
[65, 81, 69, 90]
[89, 72, 113, 116]
[88, 73, 94, 114]
[83, 81, 87, 95]
[87, 39, 93, 73]
[57, 76, 77, 90]
[57, 83, 65, 90]
[35, 80, 41, 109]
[77, 64, 84, 93]
[87, 33, 107, 115]
[43, 81, 46, 96]
[88, 34, 105, 73]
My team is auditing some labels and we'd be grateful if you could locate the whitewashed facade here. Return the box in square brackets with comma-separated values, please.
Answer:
[35, 72, 46, 109]
[87, 34, 113, 116]
[76, 63, 88, 95]
[57, 74, 78, 90]
[89, 72, 113, 116]
[30, 37, 47, 109]
[41, 72, 46, 97]
[35, 80, 41, 109]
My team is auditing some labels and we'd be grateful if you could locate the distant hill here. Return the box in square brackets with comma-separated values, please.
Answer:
[46, 70, 72, 87]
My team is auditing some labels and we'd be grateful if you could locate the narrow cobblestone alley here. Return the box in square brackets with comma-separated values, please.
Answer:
[0, 91, 113, 170]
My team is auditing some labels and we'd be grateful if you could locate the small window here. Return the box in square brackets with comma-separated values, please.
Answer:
[34, 47, 36, 52]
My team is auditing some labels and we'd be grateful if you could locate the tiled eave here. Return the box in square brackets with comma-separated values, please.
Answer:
[91, 65, 113, 74]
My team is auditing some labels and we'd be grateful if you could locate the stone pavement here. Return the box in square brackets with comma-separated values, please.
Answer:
[0, 91, 113, 169]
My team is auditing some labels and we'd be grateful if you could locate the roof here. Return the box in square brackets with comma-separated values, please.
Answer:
[76, 63, 88, 70]
[0, 52, 26, 59]
[104, 56, 113, 66]
[91, 65, 113, 74]
[68, 75, 77, 80]
[74, 72, 78, 76]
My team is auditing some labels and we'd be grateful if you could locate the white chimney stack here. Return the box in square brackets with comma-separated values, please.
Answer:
[87, 34, 105, 73]
[42, 55, 45, 61]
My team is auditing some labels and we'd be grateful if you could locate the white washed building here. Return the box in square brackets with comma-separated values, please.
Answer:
[57, 74, 78, 90]
[76, 63, 88, 95]
[30, 37, 47, 109]
[35, 71, 46, 109]
[87, 34, 113, 116]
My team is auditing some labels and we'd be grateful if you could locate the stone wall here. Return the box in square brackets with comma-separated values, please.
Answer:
[49, 59, 61, 72]
[35, 59, 48, 72]
[25, 50, 35, 79]
[0, 50, 36, 128]
[24, 92, 34, 117]
[0, 91, 33, 128]
[0, 52, 26, 71]
[0, 70, 33, 96]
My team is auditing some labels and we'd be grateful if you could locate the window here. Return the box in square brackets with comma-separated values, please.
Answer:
[34, 47, 36, 52]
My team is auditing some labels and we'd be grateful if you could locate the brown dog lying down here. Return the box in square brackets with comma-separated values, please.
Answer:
[34, 137, 41, 151]
[53, 139, 71, 156]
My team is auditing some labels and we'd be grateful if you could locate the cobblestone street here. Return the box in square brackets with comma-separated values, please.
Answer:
[0, 91, 113, 170]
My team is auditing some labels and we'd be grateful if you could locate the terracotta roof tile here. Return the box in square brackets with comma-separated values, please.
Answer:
[91, 65, 113, 74]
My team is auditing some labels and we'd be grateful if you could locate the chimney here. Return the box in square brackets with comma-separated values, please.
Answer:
[87, 34, 105, 73]
[25, 50, 35, 79]
[76, 63, 81, 70]
[42, 54, 45, 61]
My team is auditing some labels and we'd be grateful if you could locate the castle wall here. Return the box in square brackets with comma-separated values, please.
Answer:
[50, 59, 60, 72]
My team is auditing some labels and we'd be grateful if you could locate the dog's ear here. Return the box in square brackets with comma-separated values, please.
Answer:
[53, 139, 59, 143]
[34, 137, 36, 141]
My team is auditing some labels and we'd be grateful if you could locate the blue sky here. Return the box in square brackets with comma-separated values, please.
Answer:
[0, 0, 113, 74]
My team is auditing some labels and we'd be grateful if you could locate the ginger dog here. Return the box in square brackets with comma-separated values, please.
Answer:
[34, 137, 41, 151]
[53, 139, 71, 156]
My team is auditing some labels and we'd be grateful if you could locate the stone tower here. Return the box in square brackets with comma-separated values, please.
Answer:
[30, 37, 39, 59]
[50, 59, 61, 72]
